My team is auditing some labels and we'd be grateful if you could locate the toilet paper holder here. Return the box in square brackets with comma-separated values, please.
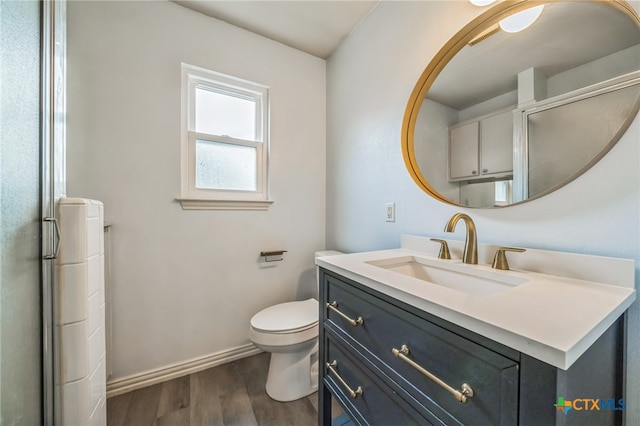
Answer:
[260, 250, 288, 262]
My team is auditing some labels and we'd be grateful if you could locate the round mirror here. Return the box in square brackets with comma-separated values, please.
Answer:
[402, 0, 640, 208]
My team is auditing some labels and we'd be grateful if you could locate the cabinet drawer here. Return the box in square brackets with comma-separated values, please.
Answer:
[324, 336, 436, 426]
[324, 273, 519, 426]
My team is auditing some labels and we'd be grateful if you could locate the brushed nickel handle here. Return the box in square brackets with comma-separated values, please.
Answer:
[326, 361, 363, 399]
[392, 345, 474, 403]
[326, 301, 363, 326]
[43, 217, 61, 260]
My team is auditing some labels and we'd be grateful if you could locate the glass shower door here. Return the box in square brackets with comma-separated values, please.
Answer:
[0, 1, 44, 424]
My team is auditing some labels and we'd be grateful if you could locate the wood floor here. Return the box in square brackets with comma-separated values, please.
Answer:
[107, 352, 342, 426]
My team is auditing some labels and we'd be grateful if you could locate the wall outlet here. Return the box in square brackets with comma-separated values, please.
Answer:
[385, 202, 395, 222]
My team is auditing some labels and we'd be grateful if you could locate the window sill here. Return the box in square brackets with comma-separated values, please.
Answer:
[177, 198, 273, 211]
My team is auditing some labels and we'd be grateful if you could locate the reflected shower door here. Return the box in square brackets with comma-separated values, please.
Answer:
[527, 82, 640, 198]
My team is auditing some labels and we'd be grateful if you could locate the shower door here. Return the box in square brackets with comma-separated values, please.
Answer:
[1, 1, 62, 424]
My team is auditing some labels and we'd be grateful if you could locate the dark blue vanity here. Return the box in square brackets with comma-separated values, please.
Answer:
[318, 268, 626, 426]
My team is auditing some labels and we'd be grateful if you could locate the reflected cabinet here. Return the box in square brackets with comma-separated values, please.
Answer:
[449, 108, 514, 182]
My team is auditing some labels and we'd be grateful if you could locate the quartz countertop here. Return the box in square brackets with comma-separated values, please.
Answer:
[316, 237, 635, 370]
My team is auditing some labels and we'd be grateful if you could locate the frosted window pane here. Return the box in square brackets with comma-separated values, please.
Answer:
[195, 140, 257, 191]
[195, 87, 256, 140]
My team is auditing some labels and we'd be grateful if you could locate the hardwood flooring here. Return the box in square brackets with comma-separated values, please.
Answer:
[107, 352, 343, 426]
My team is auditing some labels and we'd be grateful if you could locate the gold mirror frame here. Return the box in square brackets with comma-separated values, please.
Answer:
[401, 0, 640, 207]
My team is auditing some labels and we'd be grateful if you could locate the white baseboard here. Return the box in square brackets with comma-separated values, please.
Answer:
[106, 344, 262, 398]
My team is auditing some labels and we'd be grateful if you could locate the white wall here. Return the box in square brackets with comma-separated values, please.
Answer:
[415, 99, 459, 203]
[67, 1, 326, 382]
[548, 44, 640, 97]
[326, 1, 640, 424]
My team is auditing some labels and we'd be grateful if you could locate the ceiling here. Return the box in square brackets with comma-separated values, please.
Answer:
[173, 0, 379, 59]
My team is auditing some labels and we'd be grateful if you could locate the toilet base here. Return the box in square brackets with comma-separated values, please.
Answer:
[264, 347, 318, 402]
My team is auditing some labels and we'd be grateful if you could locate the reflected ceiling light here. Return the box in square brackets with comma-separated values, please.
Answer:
[469, 0, 497, 5]
[499, 5, 545, 33]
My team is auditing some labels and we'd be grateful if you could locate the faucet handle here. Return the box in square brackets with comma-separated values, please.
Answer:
[492, 247, 526, 270]
[430, 238, 451, 260]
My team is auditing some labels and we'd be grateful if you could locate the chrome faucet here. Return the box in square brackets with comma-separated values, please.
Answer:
[444, 213, 478, 264]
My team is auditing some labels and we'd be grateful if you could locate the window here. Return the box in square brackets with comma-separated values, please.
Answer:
[179, 64, 271, 210]
[494, 180, 513, 206]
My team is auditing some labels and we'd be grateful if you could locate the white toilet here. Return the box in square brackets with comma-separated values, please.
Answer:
[249, 250, 342, 402]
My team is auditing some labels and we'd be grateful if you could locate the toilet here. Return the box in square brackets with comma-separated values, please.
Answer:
[249, 250, 342, 402]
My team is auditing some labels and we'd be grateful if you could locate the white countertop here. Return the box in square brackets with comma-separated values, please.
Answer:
[316, 237, 636, 370]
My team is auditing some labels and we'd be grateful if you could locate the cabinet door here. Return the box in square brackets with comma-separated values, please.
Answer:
[449, 121, 479, 180]
[480, 110, 513, 175]
[324, 336, 434, 426]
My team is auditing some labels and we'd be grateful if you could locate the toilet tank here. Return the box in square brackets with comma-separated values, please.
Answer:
[315, 251, 343, 296]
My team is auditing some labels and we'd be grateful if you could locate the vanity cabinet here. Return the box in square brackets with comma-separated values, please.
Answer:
[318, 268, 625, 426]
[448, 109, 513, 182]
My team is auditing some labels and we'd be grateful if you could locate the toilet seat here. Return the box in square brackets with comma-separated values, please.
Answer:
[250, 298, 318, 334]
[250, 299, 319, 348]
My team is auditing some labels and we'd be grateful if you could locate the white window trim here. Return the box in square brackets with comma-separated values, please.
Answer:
[178, 64, 272, 210]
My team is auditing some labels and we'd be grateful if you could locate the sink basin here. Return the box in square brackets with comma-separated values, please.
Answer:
[366, 256, 529, 297]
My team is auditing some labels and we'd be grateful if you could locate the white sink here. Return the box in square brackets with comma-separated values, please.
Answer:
[366, 255, 529, 297]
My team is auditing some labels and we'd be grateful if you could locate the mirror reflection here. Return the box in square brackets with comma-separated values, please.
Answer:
[409, 1, 640, 208]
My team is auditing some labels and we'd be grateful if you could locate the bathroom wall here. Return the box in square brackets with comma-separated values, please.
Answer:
[326, 1, 639, 424]
[67, 1, 326, 385]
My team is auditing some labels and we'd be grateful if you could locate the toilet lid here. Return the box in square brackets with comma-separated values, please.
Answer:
[251, 299, 318, 333]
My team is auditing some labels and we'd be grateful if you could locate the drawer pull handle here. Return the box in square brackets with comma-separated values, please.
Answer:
[326, 301, 364, 326]
[392, 344, 474, 403]
[326, 361, 363, 399]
